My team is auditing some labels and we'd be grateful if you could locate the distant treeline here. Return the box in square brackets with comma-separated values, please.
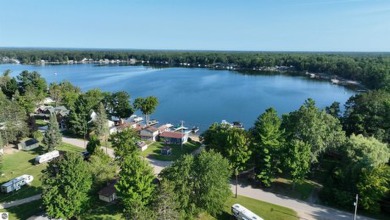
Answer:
[1, 48, 389, 90]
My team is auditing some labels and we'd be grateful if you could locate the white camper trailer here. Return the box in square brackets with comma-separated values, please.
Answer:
[231, 204, 263, 220]
[1, 175, 34, 193]
[35, 150, 60, 164]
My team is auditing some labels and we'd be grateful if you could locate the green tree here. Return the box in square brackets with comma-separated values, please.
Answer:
[0, 91, 28, 144]
[43, 114, 62, 152]
[133, 96, 158, 124]
[159, 155, 196, 217]
[93, 102, 109, 144]
[321, 134, 390, 211]
[203, 123, 251, 171]
[0, 133, 3, 175]
[86, 134, 101, 155]
[110, 91, 133, 121]
[153, 180, 180, 220]
[282, 98, 346, 163]
[357, 165, 390, 213]
[326, 101, 341, 119]
[343, 90, 390, 143]
[251, 108, 284, 187]
[160, 150, 231, 217]
[42, 152, 92, 219]
[110, 128, 139, 159]
[50, 81, 81, 109]
[16, 70, 47, 100]
[0, 70, 18, 99]
[89, 149, 117, 192]
[115, 154, 155, 218]
[285, 139, 311, 187]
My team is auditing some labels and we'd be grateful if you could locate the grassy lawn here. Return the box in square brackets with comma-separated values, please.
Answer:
[82, 199, 123, 220]
[0, 142, 84, 202]
[35, 119, 49, 127]
[57, 142, 85, 153]
[199, 195, 298, 220]
[265, 178, 320, 201]
[0, 200, 43, 220]
[140, 141, 201, 161]
[0, 149, 46, 203]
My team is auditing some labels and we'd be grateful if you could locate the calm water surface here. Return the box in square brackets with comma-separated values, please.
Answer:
[0, 64, 355, 131]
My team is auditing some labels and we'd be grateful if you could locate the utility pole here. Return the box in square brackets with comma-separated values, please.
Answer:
[353, 194, 358, 220]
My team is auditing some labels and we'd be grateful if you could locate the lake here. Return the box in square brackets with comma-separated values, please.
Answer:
[0, 64, 355, 131]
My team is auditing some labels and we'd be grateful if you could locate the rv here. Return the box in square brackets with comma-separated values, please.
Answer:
[231, 204, 263, 220]
[35, 150, 60, 164]
[1, 175, 34, 193]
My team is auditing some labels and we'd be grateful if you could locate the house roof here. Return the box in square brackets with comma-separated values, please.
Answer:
[160, 131, 184, 139]
[98, 180, 117, 197]
[144, 126, 158, 132]
[24, 139, 39, 146]
[157, 124, 173, 133]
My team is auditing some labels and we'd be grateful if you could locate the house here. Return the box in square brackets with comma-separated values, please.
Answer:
[98, 180, 117, 202]
[89, 111, 117, 134]
[159, 131, 189, 145]
[35, 105, 70, 129]
[116, 122, 141, 133]
[18, 139, 40, 151]
[161, 146, 172, 155]
[140, 126, 159, 141]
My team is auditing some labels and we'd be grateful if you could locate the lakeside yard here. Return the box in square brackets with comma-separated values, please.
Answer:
[140, 141, 201, 161]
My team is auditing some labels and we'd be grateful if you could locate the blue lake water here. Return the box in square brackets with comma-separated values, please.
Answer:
[0, 64, 355, 131]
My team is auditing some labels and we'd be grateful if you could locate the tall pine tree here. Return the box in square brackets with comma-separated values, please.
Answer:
[43, 114, 62, 152]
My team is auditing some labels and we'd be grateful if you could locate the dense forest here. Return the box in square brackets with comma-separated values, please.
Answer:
[0, 48, 389, 91]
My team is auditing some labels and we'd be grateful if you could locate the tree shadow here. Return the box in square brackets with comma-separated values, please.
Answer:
[3, 199, 43, 220]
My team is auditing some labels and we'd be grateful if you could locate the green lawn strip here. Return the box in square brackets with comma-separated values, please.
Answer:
[0, 199, 43, 220]
[199, 195, 299, 220]
[141, 141, 200, 161]
[57, 142, 85, 153]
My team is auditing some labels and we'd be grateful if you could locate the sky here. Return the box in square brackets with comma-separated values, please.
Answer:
[0, 0, 389, 52]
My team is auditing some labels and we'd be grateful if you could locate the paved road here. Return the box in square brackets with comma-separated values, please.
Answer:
[0, 194, 41, 209]
[61, 137, 373, 220]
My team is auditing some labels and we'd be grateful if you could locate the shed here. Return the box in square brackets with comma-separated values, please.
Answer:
[98, 180, 117, 203]
[18, 139, 39, 151]
[161, 146, 172, 155]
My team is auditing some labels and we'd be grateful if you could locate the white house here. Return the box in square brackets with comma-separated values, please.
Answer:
[140, 126, 159, 141]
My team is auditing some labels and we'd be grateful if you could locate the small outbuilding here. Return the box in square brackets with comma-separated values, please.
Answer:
[18, 139, 40, 151]
[161, 146, 172, 155]
[98, 180, 117, 203]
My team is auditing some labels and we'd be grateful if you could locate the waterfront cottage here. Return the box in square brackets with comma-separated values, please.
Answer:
[140, 126, 159, 141]
[159, 131, 188, 145]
